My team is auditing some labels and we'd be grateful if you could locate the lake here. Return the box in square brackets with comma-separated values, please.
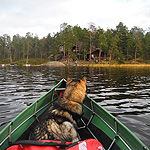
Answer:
[0, 66, 150, 148]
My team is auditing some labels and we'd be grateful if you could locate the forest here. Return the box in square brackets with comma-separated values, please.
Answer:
[1, 22, 150, 64]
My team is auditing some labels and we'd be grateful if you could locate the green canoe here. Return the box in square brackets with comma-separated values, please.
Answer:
[0, 79, 149, 150]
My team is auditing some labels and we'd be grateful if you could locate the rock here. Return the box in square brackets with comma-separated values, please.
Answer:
[45, 61, 65, 67]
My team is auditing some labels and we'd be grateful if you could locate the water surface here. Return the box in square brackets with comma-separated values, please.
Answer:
[0, 66, 150, 148]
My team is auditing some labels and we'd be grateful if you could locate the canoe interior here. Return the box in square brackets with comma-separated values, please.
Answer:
[0, 79, 149, 150]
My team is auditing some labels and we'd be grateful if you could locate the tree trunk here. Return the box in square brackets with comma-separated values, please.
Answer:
[109, 48, 113, 64]
[35, 39, 37, 58]
[14, 49, 16, 61]
[84, 48, 86, 61]
[8, 44, 12, 64]
[99, 48, 101, 63]
[89, 31, 92, 61]
[26, 40, 29, 64]
[109, 53, 112, 63]
[64, 42, 65, 58]
[40, 49, 43, 60]
[23, 46, 25, 60]
[135, 45, 137, 63]
[68, 32, 70, 63]
[127, 48, 128, 62]
[76, 42, 77, 54]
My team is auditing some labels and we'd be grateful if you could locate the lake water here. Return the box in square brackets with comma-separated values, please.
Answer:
[0, 66, 150, 148]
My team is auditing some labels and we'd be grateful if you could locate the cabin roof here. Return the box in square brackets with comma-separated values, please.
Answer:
[87, 49, 105, 55]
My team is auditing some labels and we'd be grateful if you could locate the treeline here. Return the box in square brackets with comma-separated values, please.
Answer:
[1, 22, 150, 64]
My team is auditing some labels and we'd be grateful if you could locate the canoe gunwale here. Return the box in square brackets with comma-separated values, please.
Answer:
[82, 97, 131, 150]
[81, 96, 149, 150]
[0, 79, 66, 149]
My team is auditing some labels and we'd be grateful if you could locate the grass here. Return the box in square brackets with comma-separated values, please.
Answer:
[86, 64, 150, 67]
[0, 58, 49, 66]
[78, 60, 150, 67]
[24, 58, 48, 65]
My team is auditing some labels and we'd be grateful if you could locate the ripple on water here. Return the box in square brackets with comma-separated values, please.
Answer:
[118, 113, 150, 147]
[0, 66, 150, 148]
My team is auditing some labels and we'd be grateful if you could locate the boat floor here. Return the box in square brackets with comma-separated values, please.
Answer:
[17, 116, 120, 150]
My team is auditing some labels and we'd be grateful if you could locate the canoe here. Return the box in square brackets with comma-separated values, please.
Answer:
[0, 79, 149, 150]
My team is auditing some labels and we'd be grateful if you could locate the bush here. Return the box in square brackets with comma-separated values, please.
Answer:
[127, 55, 132, 60]
[118, 59, 125, 64]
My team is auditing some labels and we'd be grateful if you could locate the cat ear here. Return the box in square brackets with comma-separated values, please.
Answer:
[66, 77, 72, 85]
[81, 76, 86, 83]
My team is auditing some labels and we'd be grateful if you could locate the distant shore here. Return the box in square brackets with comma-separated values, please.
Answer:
[80, 63, 150, 67]
[1, 60, 150, 67]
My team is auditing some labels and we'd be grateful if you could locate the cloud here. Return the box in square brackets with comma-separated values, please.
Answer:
[0, 0, 150, 39]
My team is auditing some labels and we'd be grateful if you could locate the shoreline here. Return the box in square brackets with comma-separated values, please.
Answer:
[81, 63, 150, 67]
[1, 61, 150, 67]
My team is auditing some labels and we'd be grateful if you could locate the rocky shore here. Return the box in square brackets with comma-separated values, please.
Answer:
[44, 61, 66, 67]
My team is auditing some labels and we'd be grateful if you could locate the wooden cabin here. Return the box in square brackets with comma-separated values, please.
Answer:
[87, 48, 106, 61]
[58, 45, 79, 61]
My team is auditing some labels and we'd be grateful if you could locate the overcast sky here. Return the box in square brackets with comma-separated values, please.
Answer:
[0, 0, 150, 39]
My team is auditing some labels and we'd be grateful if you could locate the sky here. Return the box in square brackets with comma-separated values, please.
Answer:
[0, 0, 150, 39]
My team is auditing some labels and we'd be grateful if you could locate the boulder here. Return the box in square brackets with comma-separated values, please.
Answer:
[45, 61, 65, 67]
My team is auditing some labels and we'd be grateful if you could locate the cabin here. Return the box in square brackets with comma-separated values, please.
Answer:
[58, 45, 79, 61]
[86, 48, 106, 61]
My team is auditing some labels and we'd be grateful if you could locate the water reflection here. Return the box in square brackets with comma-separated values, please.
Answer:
[0, 66, 150, 148]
